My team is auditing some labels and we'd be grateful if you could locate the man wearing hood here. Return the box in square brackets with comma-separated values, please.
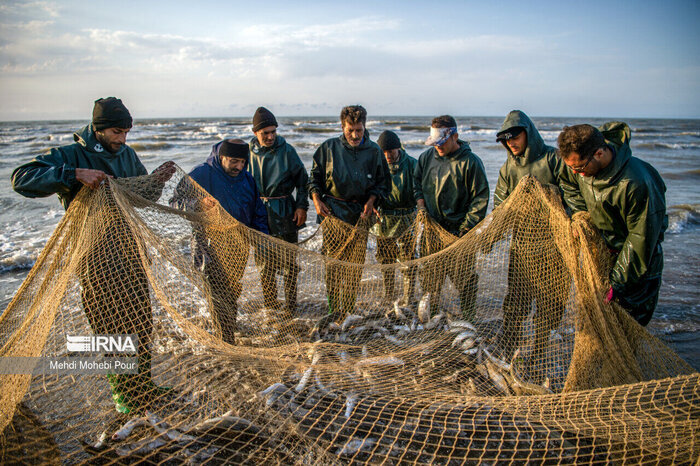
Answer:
[372, 130, 418, 305]
[248, 107, 308, 314]
[414, 115, 489, 319]
[177, 139, 269, 344]
[558, 123, 667, 326]
[493, 110, 569, 373]
[12, 97, 176, 414]
[308, 105, 390, 317]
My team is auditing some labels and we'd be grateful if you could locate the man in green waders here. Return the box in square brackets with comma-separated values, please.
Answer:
[414, 115, 489, 319]
[308, 105, 390, 318]
[12, 97, 175, 414]
[372, 130, 418, 305]
[558, 122, 667, 326]
[493, 110, 569, 379]
[248, 107, 309, 315]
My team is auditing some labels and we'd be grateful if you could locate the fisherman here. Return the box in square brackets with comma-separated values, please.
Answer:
[557, 122, 667, 326]
[493, 110, 569, 375]
[414, 115, 489, 319]
[248, 107, 309, 314]
[308, 105, 390, 317]
[173, 139, 268, 344]
[372, 130, 418, 305]
[11, 97, 176, 414]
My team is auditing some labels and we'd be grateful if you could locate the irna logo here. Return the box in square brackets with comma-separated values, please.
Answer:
[66, 335, 137, 353]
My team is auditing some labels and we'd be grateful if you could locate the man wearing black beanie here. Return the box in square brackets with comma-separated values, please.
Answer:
[248, 107, 309, 314]
[171, 138, 268, 344]
[372, 131, 418, 305]
[12, 97, 176, 414]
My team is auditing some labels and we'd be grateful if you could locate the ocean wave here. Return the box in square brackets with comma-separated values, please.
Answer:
[398, 125, 429, 132]
[635, 142, 699, 150]
[129, 142, 174, 152]
[660, 169, 700, 180]
[667, 204, 700, 234]
[293, 127, 336, 133]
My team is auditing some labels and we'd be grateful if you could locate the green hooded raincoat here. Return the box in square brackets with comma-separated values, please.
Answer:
[249, 135, 309, 239]
[414, 140, 489, 235]
[494, 110, 564, 208]
[560, 122, 667, 324]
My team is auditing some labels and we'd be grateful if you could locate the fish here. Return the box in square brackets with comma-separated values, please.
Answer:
[448, 319, 477, 331]
[258, 382, 288, 406]
[112, 417, 148, 442]
[295, 367, 314, 392]
[424, 312, 445, 330]
[341, 314, 365, 332]
[484, 360, 511, 395]
[452, 330, 477, 347]
[344, 392, 359, 418]
[461, 337, 477, 350]
[146, 411, 196, 442]
[391, 300, 407, 320]
[92, 430, 109, 450]
[115, 436, 168, 457]
[336, 436, 376, 456]
[417, 293, 431, 323]
[483, 347, 511, 372]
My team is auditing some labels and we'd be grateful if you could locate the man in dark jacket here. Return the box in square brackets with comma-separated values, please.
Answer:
[558, 122, 667, 326]
[493, 110, 569, 373]
[372, 130, 418, 305]
[248, 107, 308, 314]
[414, 115, 489, 319]
[12, 97, 175, 414]
[308, 105, 390, 317]
[176, 139, 269, 344]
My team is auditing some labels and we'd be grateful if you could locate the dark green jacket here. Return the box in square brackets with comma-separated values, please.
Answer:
[493, 110, 564, 208]
[11, 124, 147, 209]
[308, 131, 390, 225]
[249, 135, 309, 237]
[373, 149, 418, 237]
[560, 122, 667, 293]
[414, 140, 489, 235]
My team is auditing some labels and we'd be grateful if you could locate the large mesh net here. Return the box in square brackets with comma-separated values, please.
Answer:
[0, 164, 697, 464]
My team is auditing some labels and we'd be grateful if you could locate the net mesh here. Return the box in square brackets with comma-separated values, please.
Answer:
[0, 165, 697, 465]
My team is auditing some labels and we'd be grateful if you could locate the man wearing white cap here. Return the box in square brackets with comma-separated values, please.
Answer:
[414, 115, 489, 319]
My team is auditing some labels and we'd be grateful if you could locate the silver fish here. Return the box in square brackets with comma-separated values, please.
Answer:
[295, 367, 314, 392]
[93, 430, 109, 450]
[424, 312, 445, 330]
[336, 437, 376, 456]
[485, 360, 511, 395]
[112, 417, 148, 442]
[146, 411, 196, 442]
[341, 314, 364, 332]
[417, 293, 431, 323]
[344, 392, 359, 418]
[449, 319, 477, 331]
[356, 355, 405, 366]
[392, 300, 408, 320]
[483, 347, 511, 371]
[258, 382, 288, 406]
[452, 330, 477, 347]
[115, 436, 168, 457]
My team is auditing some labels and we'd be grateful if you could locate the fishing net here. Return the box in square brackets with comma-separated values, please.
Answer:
[0, 164, 697, 464]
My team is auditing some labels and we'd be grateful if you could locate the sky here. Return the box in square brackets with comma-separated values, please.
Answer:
[0, 0, 699, 120]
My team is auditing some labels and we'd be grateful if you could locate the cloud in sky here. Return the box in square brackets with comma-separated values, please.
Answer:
[0, 0, 698, 120]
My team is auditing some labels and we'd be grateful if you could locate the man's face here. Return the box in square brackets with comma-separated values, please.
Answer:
[563, 150, 601, 177]
[505, 131, 527, 157]
[384, 149, 400, 164]
[435, 132, 459, 157]
[221, 157, 246, 177]
[342, 121, 365, 147]
[255, 125, 277, 148]
[96, 127, 130, 153]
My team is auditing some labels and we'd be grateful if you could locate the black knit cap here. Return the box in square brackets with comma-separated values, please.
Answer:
[496, 126, 525, 142]
[377, 130, 401, 151]
[252, 107, 278, 132]
[92, 97, 132, 131]
[219, 139, 249, 160]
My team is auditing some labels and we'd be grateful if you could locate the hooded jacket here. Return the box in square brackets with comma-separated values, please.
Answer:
[493, 110, 564, 208]
[560, 122, 667, 293]
[373, 149, 418, 237]
[248, 135, 309, 237]
[414, 140, 489, 235]
[188, 141, 269, 234]
[11, 124, 147, 209]
[308, 131, 391, 225]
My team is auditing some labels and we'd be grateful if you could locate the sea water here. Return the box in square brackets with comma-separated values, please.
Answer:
[0, 116, 697, 368]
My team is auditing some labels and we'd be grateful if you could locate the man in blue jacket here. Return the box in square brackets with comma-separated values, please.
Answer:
[175, 139, 268, 344]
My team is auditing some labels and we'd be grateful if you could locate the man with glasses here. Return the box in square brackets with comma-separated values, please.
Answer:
[557, 122, 667, 326]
